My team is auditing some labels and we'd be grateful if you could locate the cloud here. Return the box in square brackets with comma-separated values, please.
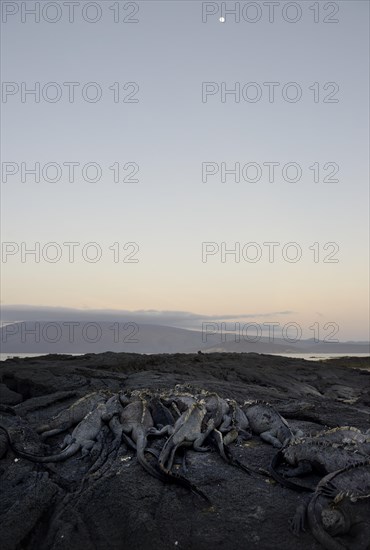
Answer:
[0, 305, 296, 330]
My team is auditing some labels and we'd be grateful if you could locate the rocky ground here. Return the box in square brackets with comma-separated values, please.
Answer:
[0, 352, 369, 550]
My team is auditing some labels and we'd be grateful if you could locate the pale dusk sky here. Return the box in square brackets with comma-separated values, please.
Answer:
[1, 1, 369, 341]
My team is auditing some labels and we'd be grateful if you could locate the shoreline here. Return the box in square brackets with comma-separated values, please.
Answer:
[1, 351, 369, 361]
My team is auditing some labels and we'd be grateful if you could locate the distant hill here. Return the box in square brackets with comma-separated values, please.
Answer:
[1, 321, 369, 355]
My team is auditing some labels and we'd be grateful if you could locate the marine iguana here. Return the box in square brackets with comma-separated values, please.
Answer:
[36, 391, 108, 440]
[147, 391, 220, 464]
[87, 393, 125, 454]
[201, 392, 233, 457]
[243, 401, 294, 448]
[198, 394, 252, 474]
[154, 390, 230, 437]
[310, 426, 370, 455]
[318, 488, 370, 550]
[118, 394, 163, 473]
[202, 392, 230, 428]
[149, 395, 176, 430]
[158, 400, 214, 473]
[271, 440, 367, 492]
[0, 401, 116, 462]
[163, 391, 198, 419]
[319, 493, 370, 544]
[316, 459, 370, 504]
[275, 401, 325, 425]
[118, 393, 210, 502]
[224, 399, 251, 445]
[150, 392, 251, 475]
[290, 460, 370, 549]
[144, 395, 177, 456]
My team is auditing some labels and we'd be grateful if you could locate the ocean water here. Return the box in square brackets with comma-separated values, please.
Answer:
[0, 353, 83, 361]
[0, 352, 369, 362]
[268, 352, 370, 361]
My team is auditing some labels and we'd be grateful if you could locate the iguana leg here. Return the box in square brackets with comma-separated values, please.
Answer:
[171, 403, 181, 418]
[360, 443, 370, 456]
[148, 425, 173, 437]
[108, 416, 123, 440]
[319, 481, 339, 499]
[60, 434, 73, 449]
[193, 432, 214, 453]
[193, 441, 210, 452]
[193, 420, 215, 451]
[235, 435, 247, 446]
[212, 429, 229, 461]
[219, 415, 232, 432]
[77, 440, 95, 460]
[259, 431, 283, 448]
[210, 429, 251, 474]
[223, 429, 239, 447]
[222, 429, 237, 446]
[289, 502, 308, 535]
[238, 429, 252, 441]
[284, 461, 313, 478]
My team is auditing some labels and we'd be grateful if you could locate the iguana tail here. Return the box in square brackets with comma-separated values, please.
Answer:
[136, 432, 169, 482]
[0, 426, 79, 462]
[270, 450, 314, 493]
[137, 434, 210, 503]
[162, 466, 211, 504]
[24, 442, 80, 462]
[307, 492, 346, 550]
[157, 435, 173, 471]
[223, 445, 252, 475]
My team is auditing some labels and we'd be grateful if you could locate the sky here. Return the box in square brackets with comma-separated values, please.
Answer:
[1, 0, 369, 341]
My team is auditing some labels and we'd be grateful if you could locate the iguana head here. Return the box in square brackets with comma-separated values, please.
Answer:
[282, 445, 299, 465]
[139, 389, 153, 400]
[174, 383, 194, 394]
[321, 507, 350, 536]
[119, 391, 132, 406]
[276, 423, 294, 446]
[320, 426, 367, 444]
